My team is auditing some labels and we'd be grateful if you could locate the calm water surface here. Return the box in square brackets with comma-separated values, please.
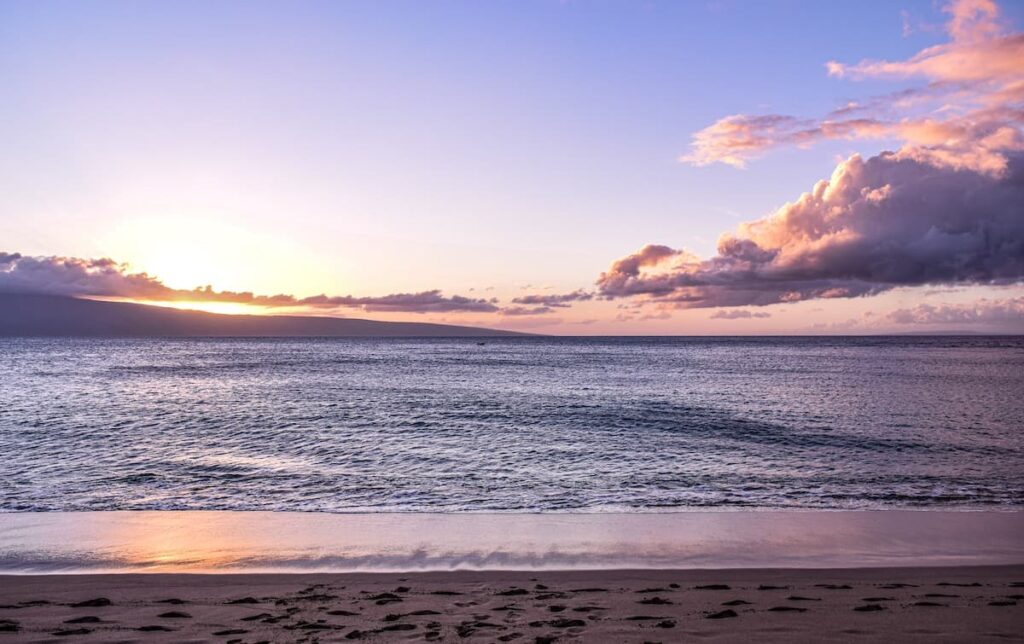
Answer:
[1, 337, 1022, 512]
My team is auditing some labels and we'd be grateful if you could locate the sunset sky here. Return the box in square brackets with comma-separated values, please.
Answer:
[2, 0, 1023, 334]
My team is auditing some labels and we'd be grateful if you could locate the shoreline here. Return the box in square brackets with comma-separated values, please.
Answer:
[2, 510, 1022, 574]
[2, 566, 1021, 641]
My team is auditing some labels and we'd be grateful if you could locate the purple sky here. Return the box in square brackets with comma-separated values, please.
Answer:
[2, 0, 1022, 333]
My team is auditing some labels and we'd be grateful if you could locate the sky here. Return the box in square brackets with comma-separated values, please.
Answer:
[1, 0, 1022, 334]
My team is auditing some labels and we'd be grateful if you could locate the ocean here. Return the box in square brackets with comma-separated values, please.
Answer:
[2, 336, 1022, 513]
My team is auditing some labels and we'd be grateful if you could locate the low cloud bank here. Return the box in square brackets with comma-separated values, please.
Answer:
[887, 296, 1024, 325]
[0, 253, 498, 314]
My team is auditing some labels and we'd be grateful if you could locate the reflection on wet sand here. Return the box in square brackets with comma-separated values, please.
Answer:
[1, 510, 1021, 573]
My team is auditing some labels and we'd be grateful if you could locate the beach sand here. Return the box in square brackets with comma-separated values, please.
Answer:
[1, 566, 1021, 642]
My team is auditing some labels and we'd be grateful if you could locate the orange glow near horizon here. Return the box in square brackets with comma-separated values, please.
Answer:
[89, 297, 277, 316]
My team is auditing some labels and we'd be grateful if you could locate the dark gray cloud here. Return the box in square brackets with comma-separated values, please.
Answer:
[0, 253, 498, 314]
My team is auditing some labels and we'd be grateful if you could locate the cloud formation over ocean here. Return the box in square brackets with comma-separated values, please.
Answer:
[602, 0, 1024, 311]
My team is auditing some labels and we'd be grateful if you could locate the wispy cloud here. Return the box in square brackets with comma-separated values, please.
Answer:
[510, 289, 594, 308]
[681, 0, 1024, 173]
[710, 309, 771, 320]
[498, 305, 554, 316]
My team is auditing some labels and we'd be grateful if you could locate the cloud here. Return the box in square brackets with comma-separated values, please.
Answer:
[887, 296, 1024, 325]
[0, 253, 499, 314]
[510, 289, 594, 308]
[609, 0, 1024, 311]
[498, 305, 554, 316]
[300, 291, 499, 313]
[681, 0, 1024, 173]
[599, 150, 1024, 308]
[709, 309, 772, 320]
[828, 0, 1019, 82]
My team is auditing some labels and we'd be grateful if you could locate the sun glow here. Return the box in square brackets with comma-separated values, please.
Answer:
[91, 297, 276, 316]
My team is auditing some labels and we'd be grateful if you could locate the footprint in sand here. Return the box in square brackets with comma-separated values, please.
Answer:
[817, 584, 854, 590]
[878, 583, 916, 589]
[571, 606, 604, 613]
[535, 592, 567, 600]
[694, 584, 731, 590]
[705, 609, 738, 619]
[70, 598, 112, 607]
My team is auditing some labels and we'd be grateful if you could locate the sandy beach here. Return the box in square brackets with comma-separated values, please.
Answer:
[1, 566, 1021, 642]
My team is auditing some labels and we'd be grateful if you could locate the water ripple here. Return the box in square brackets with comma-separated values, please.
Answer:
[1, 336, 1022, 512]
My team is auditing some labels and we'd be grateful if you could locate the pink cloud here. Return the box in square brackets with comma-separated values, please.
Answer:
[682, 0, 1024, 173]
[599, 150, 1024, 308]
[710, 309, 771, 320]
[617, 0, 1024, 312]
[887, 296, 1024, 325]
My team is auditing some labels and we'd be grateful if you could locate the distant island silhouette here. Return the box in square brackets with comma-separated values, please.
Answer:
[0, 293, 526, 337]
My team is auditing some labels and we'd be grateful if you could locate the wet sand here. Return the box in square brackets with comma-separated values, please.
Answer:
[1, 566, 1021, 642]
[3, 511, 1023, 572]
